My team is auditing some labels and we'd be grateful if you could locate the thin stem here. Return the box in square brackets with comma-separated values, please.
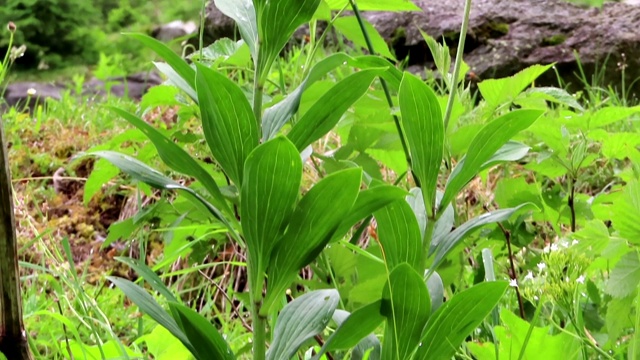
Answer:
[253, 71, 265, 128]
[348, 0, 418, 187]
[496, 221, 526, 319]
[251, 299, 267, 360]
[443, 0, 472, 131]
[568, 176, 577, 232]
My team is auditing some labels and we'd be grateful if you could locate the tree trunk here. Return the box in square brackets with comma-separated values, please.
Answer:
[0, 119, 33, 359]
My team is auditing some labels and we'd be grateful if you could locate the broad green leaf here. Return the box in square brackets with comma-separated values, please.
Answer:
[318, 301, 384, 354]
[426, 271, 444, 314]
[64, 340, 141, 360]
[241, 137, 302, 299]
[264, 168, 362, 313]
[108, 277, 194, 354]
[195, 64, 260, 185]
[399, 72, 444, 217]
[115, 257, 177, 303]
[333, 16, 395, 59]
[108, 107, 229, 214]
[138, 326, 194, 360]
[381, 263, 431, 360]
[288, 69, 383, 151]
[480, 141, 531, 170]
[478, 64, 553, 107]
[214, 0, 258, 57]
[374, 199, 422, 271]
[429, 203, 533, 273]
[605, 250, 640, 298]
[611, 180, 640, 245]
[415, 281, 508, 360]
[267, 289, 340, 360]
[440, 110, 543, 212]
[324, 0, 420, 11]
[128, 33, 196, 100]
[168, 302, 235, 360]
[263, 53, 400, 140]
[523, 87, 584, 111]
[606, 295, 635, 342]
[333, 185, 408, 241]
[467, 309, 581, 360]
[85, 151, 234, 232]
[255, 0, 320, 83]
[406, 188, 427, 239]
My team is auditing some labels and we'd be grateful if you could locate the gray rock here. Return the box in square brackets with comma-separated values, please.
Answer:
[196, 0, 640, 96]
[152, 20, 198, 42]
[363, 0, 640, 95]
[2, 82, 64, 110]
[83, 71, 163, 100]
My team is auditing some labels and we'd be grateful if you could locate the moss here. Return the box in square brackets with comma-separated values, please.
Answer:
[542, 34, 567, 46]
[488, 22, 510, 36]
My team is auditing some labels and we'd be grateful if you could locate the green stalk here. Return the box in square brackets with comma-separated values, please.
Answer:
[347, 0, 419, 187]
[251, 298, 267, 360]
[253, 69, 265, 127]
[443, 0, 472, 131]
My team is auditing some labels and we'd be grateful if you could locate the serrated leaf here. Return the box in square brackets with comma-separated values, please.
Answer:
[333, 16, 395, 59]
[429, 203, 534, 273]
[241, 137, 302, 299]
[478, 64, 553, 107]
[264, 168, 361, 313]
[399, 72, 444, 217]
[213, 0, 258, 57]
[440, 110, 543, 212]
[267, 290, 340, 360]
[611, 180, 640, 245]
[195, 64, 259, 185]
[381, 263, 431, 360]
[524, 87, 584, 111]
[288, 69, 383, 151]
[415, 281, 508, 360]
[168, 302, 235, 360]
[108, 107, 229, 214]
[374, 199, 423, 271]
[605, 250, 640, 298]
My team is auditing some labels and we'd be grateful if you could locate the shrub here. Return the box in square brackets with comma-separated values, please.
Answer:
[0, 0, 102, 69]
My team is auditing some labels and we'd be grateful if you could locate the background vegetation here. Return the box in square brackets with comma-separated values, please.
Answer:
[1, 0, 639, 359]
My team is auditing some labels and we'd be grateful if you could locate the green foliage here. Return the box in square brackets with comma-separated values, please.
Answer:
[0, 0, 102, 68]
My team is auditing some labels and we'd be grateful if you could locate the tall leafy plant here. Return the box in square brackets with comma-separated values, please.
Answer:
[84, 0, 546, 359]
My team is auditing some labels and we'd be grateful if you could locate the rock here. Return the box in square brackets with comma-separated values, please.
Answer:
[152, 20, 198, 42]
[82, 71, 163, 100]
[194, 0, 640, 96]
[363, 0, 640, 95]
[2, 82, 65, 110]
[1, 71, 162, 112]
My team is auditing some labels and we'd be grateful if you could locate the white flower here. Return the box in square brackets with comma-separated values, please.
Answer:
[576, 275, 585, 284]
[537, 262, 547, 271]
[26, 88, 36, 96]
[524, 270, 534, 281]
[509, 278, 518, 287]
[551, 243, 559, 252]
[572, 239, 579, 246]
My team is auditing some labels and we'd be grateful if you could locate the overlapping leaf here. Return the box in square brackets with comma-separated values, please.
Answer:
[374, 199, 423, 271]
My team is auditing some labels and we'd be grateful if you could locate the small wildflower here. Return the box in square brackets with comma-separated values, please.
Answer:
[509, 278, 518, 287]
[537, 262, 546, 271]
[551, 243, 559, 252]
[26, 88, 36, 96]
[524, 270, 534, 281]
[572, 239, 579, 246]
[7, 22, 16, 33]
[576, 275, 585, 284]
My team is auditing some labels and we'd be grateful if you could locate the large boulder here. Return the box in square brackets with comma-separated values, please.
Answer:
[197, 0, 640, 96]
[364, 0, 640, 95]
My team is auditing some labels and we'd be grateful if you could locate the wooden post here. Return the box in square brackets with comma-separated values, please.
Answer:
[0, 117, 33, 359]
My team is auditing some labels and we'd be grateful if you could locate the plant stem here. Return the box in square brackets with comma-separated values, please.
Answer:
[253, 72, 264, 128]
[497, 221, 526, 319]
[347, 0, 419, 187]
[251, 299, 267, 360]
[443, 0, 472, 131]
[568, 176, 576, 232]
